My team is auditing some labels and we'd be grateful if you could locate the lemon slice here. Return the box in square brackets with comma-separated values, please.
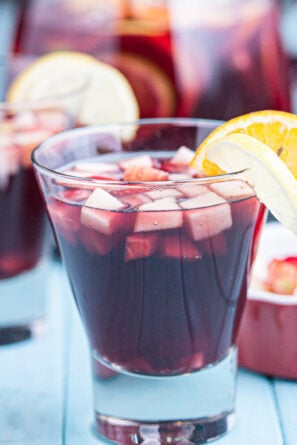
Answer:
[7, 51, 139, 139]
[191, 110, 297, 177]
[197, 132, 297, 235]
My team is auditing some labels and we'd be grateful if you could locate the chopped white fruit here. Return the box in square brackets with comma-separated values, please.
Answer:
[210, 180, 254, 200]
[170, 146, 194, 165]
[180, 184, 210, 198]
[146, 188, 182, 200]
[80, 188, 126, 235]
[74, 161, 119, 173]
[134, 197, 183, 232]
[119, 154, 153, 170]
[83, 187, 125, 211]
[13, 111, 37, 130]
[81, 207, 124, 235]
[180, 192, 232, 240]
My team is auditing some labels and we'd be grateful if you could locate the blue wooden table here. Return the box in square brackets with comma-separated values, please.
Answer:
[1, 247, 297, 445]
[1, 2, 297, 444]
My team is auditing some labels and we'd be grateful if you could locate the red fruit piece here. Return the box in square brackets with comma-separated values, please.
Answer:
[180, 192, 232, 241]
[63, 188, 91, 203]
[134, 197, 183, 232]
[125, 232, 159, 261]
[123, 165, 169, 181]
[79, 226, 114, 255]
[48, 200, 81, 245]
[264, 257, 297, 295]
[159, 233, 202, 260]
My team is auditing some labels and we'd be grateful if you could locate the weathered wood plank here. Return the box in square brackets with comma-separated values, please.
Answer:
[274, 379, 297, 445]
[0, 263, 68, 445]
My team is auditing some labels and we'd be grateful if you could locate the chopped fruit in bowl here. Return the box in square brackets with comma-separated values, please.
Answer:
[263, 256, 297, 295]
[238, 223, 297, 379]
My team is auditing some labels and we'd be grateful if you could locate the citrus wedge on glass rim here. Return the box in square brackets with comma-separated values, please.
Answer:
[6, 51, 139, 139]
[191, 110, 297, 235]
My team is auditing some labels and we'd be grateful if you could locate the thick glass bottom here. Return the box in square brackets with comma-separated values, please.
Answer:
[95, 411, 235, 444]
[92, 347, 237, 444]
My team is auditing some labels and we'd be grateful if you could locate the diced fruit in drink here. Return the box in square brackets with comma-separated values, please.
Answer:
[120, 192, 151, 208]
[180, 184, 209, 198]
[74, 161, 120, 174]
[159, 233, 202, 260]
[63, 188, 91, 203]
[14, 128, 53, 166]
[13, 111, 37, 130]
[123, 165, 169, 181]
[210, 179, 254, 200]
[146, 188, 182, 200]
[134, 197, 183, 232]
[37, 109, 70, 132]
[263, 257, 297, 295]
[81, 207, 126, 235]
[125, 232, 159, 261]
[48, 200, 81, 245]
[83, 187, 125, 211]
[180, 193, 232, 241]
[170, 146, 194, 166]
[118, 154, 153, 170]
[79, 226, 114, 255]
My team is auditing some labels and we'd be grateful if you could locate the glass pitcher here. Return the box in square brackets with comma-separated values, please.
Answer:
[16, 0, 291, 119]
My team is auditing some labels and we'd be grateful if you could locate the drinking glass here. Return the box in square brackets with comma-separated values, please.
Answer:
[0, 55, 85, 344]
[16, 0, 290, 119]
[32, 119, 263, 444]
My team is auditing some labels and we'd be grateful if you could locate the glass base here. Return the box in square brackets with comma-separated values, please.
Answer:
[0, 259, 48, 345]
[92, 347, 237, 444]
[95, 411, 235, 444]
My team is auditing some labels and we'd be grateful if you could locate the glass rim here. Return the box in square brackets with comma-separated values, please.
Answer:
[31, 117, 251, 188]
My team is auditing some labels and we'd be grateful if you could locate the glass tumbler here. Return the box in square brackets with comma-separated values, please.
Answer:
[32, 119, 263, 444]
[0, 55, 85, 344]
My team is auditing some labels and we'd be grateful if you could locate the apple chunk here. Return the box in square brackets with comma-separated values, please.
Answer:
[134, 197, 183, 232]
[180, 192, 232, 241]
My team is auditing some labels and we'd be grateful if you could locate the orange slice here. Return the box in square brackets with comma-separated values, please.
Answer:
[191, 110, 297, 178]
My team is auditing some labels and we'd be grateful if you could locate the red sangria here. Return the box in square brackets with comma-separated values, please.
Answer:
[16, 0, 290, 119]
[0, 56, 81, 343]
[32, 120, 264, 443]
